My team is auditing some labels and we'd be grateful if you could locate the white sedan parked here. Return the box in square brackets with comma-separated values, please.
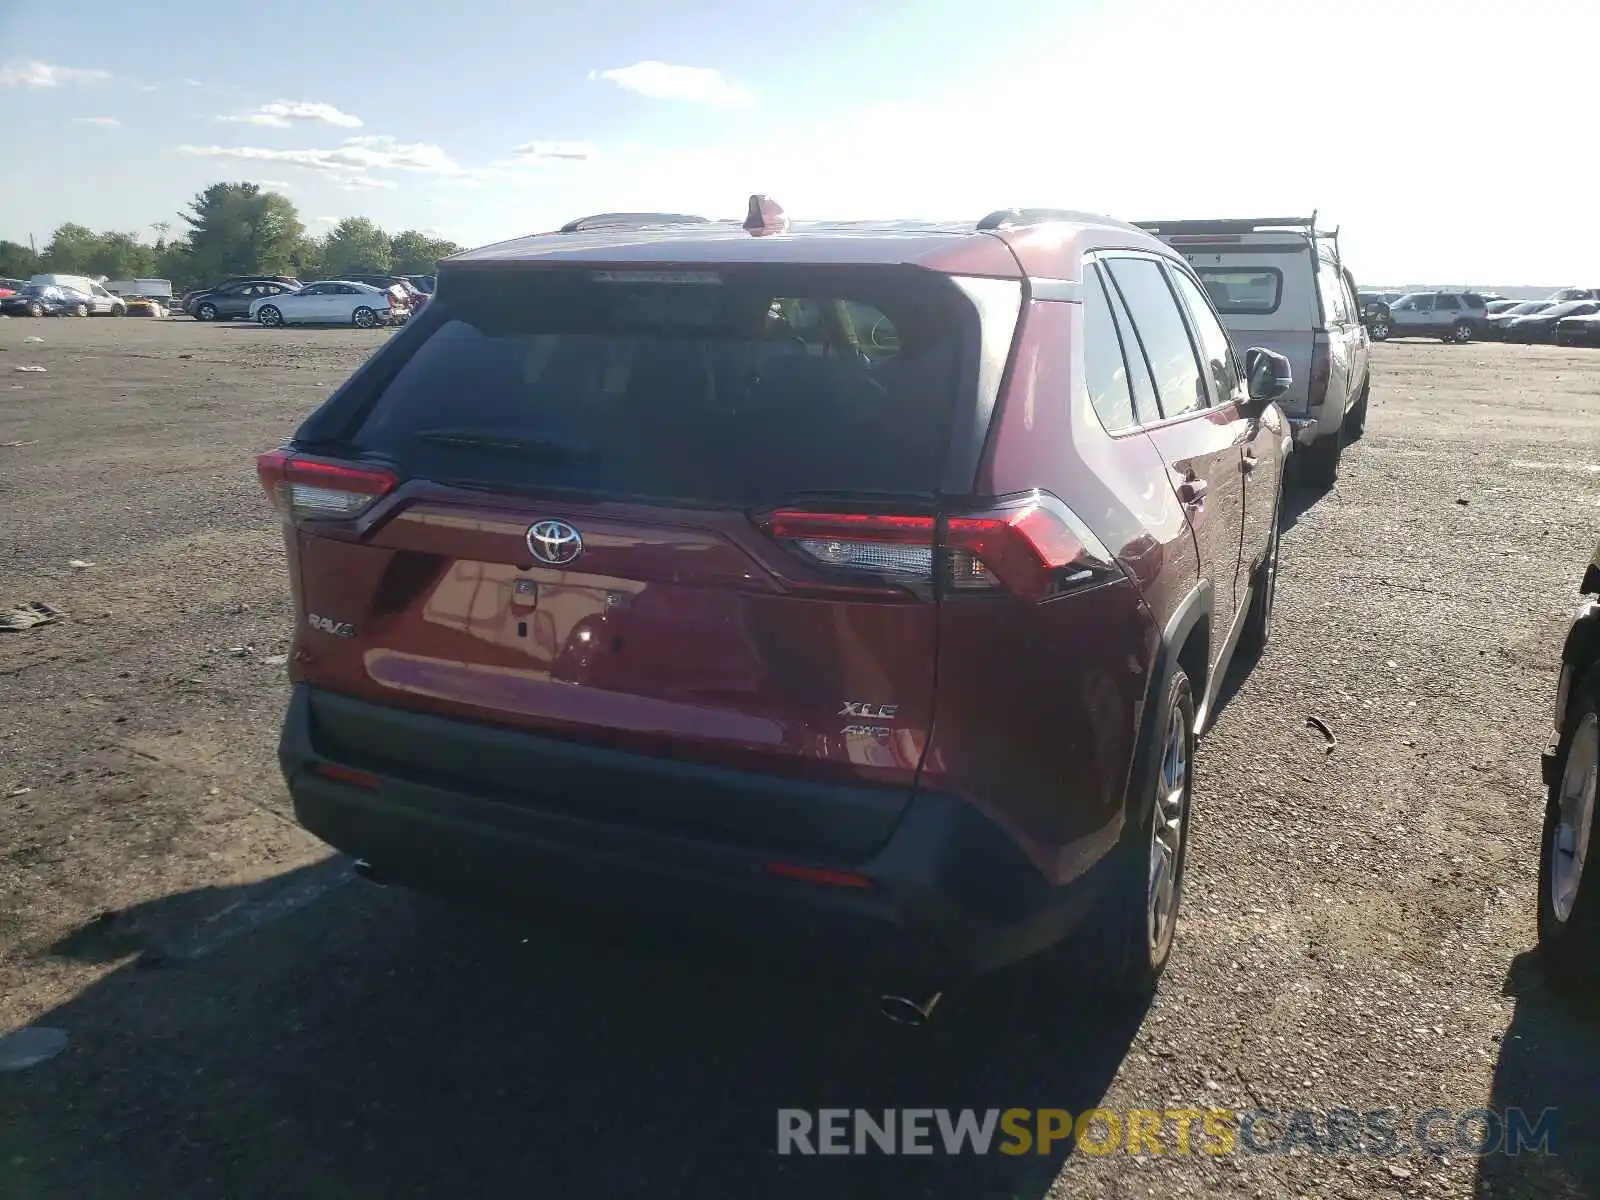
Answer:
[250, 281, 392, 328]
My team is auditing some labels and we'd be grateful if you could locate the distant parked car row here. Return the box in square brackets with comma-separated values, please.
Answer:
[177, 272, 431, 327]
[1357, 287, 1600, 345]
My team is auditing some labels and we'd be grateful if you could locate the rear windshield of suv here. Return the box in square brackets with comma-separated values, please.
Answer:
[1193, 268, 1281, 316]
[346, 267, 966, 507]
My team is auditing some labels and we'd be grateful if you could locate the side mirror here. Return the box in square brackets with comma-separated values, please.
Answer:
[1243, 347, 1291, 414]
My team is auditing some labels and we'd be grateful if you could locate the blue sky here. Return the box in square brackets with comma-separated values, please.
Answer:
[2, 0, 1597, 284]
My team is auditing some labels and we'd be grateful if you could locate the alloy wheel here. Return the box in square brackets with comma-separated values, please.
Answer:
[1148, 703, 1191, 955]
[1551, 712, 1597, 924]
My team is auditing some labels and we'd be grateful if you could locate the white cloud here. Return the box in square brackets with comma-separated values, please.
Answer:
[508, 140, 593, 163]
[72, 116, 121, 127]
[179, 135, 459, 178]
[252, 179, 295, 191]
[334, 175, 396, 191]
[0, 61, 111, 88]
[591, 61, 749, 104]
[139, 83, 160, 93]
[311, 216, 339, 225]
[184, 78, 203, 87]
[218, 100, 363, 129]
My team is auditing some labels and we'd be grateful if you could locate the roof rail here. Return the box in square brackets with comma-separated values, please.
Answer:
[977, 207, 1145, 233]
[559, 212, 711, 233]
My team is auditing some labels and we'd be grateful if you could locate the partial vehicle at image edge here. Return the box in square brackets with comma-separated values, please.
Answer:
[260, 198, 1292, 1023]
[1539, 539, 1600, 986]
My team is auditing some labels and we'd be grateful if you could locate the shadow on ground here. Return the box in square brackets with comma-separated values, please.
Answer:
[1474, 951, 1600, 1199]
[0, 861, 1145, 1199]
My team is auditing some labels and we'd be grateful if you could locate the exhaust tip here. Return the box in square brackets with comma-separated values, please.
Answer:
[877, 992, 942, 1027]
[351, 860, 388, 887]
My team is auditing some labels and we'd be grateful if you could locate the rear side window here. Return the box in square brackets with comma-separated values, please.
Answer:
[1193, 268, 1282, 316]
[1105, 257, 1207, 419]
[1081, 264, 1136, 432]
[1167, 268, 1242, 405]
[1098, 266, 1159, 421]
[1436, 294, 1462, 311]
[349, 269, 966, 506]
[1316, 269, 1349, 324]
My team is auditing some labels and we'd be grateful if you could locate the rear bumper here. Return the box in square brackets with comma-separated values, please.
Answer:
[279, 685, 1114, 984]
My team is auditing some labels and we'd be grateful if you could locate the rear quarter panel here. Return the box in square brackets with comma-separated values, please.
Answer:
[925, 300, 1191, 884]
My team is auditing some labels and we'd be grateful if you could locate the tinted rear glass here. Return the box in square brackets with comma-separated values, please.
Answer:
[348, 268, 965, 506]
[1194, 268, 1282, 315]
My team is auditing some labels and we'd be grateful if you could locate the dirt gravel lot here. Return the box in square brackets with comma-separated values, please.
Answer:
[0, 317, 1597, 1199]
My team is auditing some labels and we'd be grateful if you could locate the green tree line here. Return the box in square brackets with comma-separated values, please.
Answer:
[0, 182, 464, 291]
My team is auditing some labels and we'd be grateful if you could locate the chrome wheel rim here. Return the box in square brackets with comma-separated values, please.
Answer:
[1371, 321, 1389, 339]
[260, 308, 280, 326]
[354, 307, 375, 328]
[1148, 704, 1190, 953]
[1552, 712, 1597, 924]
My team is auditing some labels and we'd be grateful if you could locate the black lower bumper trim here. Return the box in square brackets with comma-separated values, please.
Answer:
[280, 685, 1115, 982]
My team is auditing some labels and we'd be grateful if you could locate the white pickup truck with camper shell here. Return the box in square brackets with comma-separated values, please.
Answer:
[1134, 215, 1370, 489]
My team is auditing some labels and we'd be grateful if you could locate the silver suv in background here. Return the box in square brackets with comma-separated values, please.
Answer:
[1136, 215, 1369, 489]
[1371, 291, 1489, 343]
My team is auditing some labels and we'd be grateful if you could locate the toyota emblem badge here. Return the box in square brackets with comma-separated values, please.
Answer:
[525, 520, 583, 566]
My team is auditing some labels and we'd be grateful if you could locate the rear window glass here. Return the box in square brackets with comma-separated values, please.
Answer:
[349, 269, 965, 506]
[1194, 268, 1281, 315]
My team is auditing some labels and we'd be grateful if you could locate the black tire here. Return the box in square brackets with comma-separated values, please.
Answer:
[352, 305, 378, 329]
[111, 304, 126, 317]
[26, 302, 43, 317]
[1299, 422, 1343, 489]
[1368, 317, 1391, 341]
[1448, 320, 1473, 344]
[196, 302, 218, 322]
[1238, 482, 1281, 659]
[257, 305, 283, 328]
[1344, 380, 1369, 440]
[74, 303, 89, 318]
[1538, 666, 1600, 987]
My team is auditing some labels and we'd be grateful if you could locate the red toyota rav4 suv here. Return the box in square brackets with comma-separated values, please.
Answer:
[260, 200, 1292, 1018]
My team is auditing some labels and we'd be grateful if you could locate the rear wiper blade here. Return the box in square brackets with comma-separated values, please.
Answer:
[414, 429, 596, 465]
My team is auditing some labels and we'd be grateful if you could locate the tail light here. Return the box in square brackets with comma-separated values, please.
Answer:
[762, 492, 1117, 602]
[1308, 340, 1331, 409]
[256, 450, 397, 523]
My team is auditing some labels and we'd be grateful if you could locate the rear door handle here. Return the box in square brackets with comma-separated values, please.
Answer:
[1242, 452, 1258, 474]
[1177, 477, 1207, 508]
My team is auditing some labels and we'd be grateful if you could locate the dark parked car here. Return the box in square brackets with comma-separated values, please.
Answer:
[1555, 312, 1600, 347]
[1539, 539, 1600, 985]
[258, 198, 1293, 1020]
[0, 283, 95, 317]
[1484, 299, 1555, 338]
[1500, 300, 1600, 343]
[187, 278, 302, 321]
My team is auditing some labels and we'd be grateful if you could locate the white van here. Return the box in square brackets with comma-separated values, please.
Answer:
[1134, 216, 1371, 489]
[26, 274, 127, 316]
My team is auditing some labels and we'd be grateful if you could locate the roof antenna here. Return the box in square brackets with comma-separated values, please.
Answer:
[744, 194, 789, 236]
